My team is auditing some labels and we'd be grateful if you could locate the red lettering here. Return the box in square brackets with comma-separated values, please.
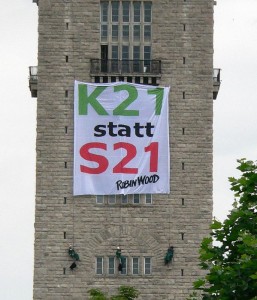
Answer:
[80, 142, 108, 174]
[145, 142, 158, 172]
[113, 142, 138, 174]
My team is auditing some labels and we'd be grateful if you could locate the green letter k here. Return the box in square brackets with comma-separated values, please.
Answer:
[78, 84, 108, 115]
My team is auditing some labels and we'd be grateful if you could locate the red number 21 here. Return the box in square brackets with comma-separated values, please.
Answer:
[80, 142, 159, 174]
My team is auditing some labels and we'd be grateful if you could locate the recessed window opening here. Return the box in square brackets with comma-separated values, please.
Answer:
[133, 194, 140, 204]
[181, 269, 184, 276]
[96, 195, 104, 204]
[182, 162, 185, 170]
[65, 90, 68, 98]
[145, 194, 152, 204]
[144, 2, 152, 22]
[96, 257, 103, 275]
[95, 76, 100, 83]
[183, 24, 186, 31]
[181, 233, 184, 240]
[182, 128, 185, 135]
[123, 1, 130, 22]
[66, 22, 69, 30]
[132, 257, 139, 275]
[121, 194, 128, 204]
[108, 195, 116, 204]
[65, 162, 67, 168]
[100, 1, 152, 63]
[64, 197, 67, 204]
[182, 198, 185, 206]
[63, 267, 66, 274]
[64, 232, 66, 239]
[65, 55, 69, 62]
[121, 257, 127, 275]
[183, 57, 186, 64]
[65, 126, 68, 134]
[183, 91, 186, 99]
[112, 1, 119, 22]
[143, 77, 149, 85]
[134, 2, 141, 22]
[135, 77, 140, 84]
[144, 257, 151, 275]
[151, 77, 157, 85]
[108, 257, 115, 275]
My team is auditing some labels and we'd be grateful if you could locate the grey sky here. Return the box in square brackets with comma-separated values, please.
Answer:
[0, 0, 257, 299]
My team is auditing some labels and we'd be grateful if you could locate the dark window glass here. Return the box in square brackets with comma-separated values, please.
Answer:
[109, 257, 115, 274]
[123, 25, 129, 41]
[144, 25, 151, 41]
[134, 2, 141, 22]
[144, 2, 152, 22]
[145, 194, 152, 204]
[123, 1, 130, 22]
[101, 2, 109, 22]
[132, 257, 139, 275]
[112, 1, 119, 22]
[134, 25, 140, 41]
[133, 194, 140, 204]
[121, 195, 128, 204]
[121, 257, 127, 275]
[144, 257, 151, 274]
[96, 257, 103, 274]
[101, 24, 108, 41]
[112, 25, 119, 41]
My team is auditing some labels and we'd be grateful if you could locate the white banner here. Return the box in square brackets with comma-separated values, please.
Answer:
[73, 81, 170, 195]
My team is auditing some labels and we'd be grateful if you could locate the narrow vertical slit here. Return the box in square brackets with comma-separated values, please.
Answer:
[65, 126, 68, 134]
[183, 92, 186, 99]
[63, 267, 66, 274]
[65, 90, 68, 98]
[64, 232, 66, 239]
[65, 55, 69, 63]
[64, 197, 67, 204]
[182, 198, 185, 206]
[181, 269, 184, 276]
[65, 162, 67, 168]
[66, 23, 69, 30]
[182, 162, 185, 170]
[183, 57, 186, 64]
[183, 24, 186, 31]
[181, 233, 184, 240]
[182, 128, 185, 135]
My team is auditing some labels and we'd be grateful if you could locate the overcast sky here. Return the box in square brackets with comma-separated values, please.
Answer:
[0, 0, 257, 299]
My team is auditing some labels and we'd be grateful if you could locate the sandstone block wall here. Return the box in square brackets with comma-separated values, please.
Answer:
[34, 0, 214, 299]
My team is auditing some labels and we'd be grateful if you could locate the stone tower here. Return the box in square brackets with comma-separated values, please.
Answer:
[30, 0, 220, 299]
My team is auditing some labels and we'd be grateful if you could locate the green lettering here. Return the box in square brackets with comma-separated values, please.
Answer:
[78, 84, 108, 115]
[148, 88, 164, 115]
[113, 84, 139, 116]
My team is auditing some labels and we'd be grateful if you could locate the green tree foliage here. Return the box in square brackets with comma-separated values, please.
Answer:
[88, 288, 108, 300]
[188, 159, 257, 300]
[88, 286, 139, 300]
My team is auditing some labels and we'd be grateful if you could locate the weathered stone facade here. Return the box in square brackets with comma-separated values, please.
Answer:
[33, 0, 214, 299]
